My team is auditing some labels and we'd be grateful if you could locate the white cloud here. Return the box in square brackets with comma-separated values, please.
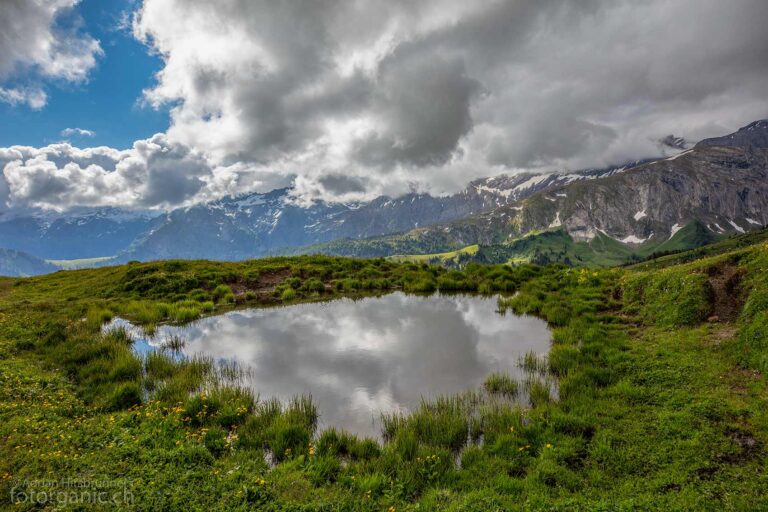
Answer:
[0, 86, 47, 110]
[0, 134, 288, 211]
[60, 127, 95, 137]
[0, 0, 102, 109]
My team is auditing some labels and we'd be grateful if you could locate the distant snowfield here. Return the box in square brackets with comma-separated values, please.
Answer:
[620, 234, 649, 244]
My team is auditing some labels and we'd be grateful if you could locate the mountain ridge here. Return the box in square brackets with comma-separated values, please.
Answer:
[292, 120, 768, 262]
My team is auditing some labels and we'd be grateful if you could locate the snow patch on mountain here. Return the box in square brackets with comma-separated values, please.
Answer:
[727, 219, 745, 234]
[670, 223, 684, 238]
[620, 234, 649, 244]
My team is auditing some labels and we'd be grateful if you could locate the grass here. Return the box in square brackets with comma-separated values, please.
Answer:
[483, 372, 519, 397]
[388, 244, 481, 265]
[1, 241, 768, 509]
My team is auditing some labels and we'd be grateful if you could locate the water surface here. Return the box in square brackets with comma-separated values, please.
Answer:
[113, 293, 550, 437]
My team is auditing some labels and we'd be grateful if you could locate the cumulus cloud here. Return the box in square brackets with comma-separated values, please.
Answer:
[0, 0, 102, 109]
[129, 0, 768, 199]
[0, 86, 47, 110]
[3, 0, 768, 210]
[60, 127, 95, 138]
[0, 134, 289, 211]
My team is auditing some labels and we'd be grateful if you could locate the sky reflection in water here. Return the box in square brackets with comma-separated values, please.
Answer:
[120, 293, 550, 438]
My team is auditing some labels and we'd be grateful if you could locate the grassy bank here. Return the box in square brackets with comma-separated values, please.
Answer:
[1, 242, 767, 510]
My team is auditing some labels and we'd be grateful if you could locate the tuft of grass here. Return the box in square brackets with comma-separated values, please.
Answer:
[524, 377, 552, 407]
[518, 350, 548, 376]
[483, 372, 519, 397]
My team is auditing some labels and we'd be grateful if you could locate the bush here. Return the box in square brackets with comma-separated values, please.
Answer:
[281, 288, 297, 301]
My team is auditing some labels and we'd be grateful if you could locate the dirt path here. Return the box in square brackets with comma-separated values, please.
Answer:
[707, 263, 745, 323]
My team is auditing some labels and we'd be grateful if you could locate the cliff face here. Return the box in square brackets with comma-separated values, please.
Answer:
[535, 144, 768, 244]
[308, 120, 768, 257]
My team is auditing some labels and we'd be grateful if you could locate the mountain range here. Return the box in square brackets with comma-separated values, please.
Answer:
[0, 120, 766, 275]
[308, 120, 768, 264]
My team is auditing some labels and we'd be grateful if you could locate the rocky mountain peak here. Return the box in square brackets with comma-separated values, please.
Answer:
[695, 119, 768, 149]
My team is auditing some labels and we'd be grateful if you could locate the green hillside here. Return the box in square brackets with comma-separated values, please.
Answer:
[1, 237, 768, 509]
[385, 223, 731, 268]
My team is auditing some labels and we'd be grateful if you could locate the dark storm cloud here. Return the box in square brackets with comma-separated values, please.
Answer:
[317, 174, 367, 195]
[354, 52, 481, 168]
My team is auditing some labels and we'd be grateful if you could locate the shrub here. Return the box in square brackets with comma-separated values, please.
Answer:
[281, 288, 297, 301]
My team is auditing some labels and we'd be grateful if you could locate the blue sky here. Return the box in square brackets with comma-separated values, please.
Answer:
[0, 0, 167, 149]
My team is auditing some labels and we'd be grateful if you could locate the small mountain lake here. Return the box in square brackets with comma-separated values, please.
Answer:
[107, 292, 551, 438]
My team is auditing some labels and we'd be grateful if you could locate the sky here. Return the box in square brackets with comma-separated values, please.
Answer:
[1, 0, 767, 212]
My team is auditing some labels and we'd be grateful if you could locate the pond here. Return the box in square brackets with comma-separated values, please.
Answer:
[108, 292, 551, 438]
